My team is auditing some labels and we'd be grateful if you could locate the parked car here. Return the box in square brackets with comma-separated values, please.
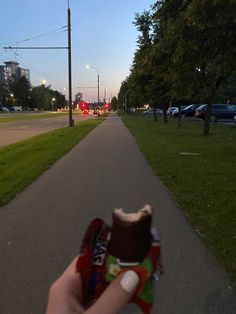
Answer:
[172, 106, 189, 117]
[181, 104, 202, 117]
[195, 104, 236, 121]
[167, 107, 178, 117]
[234, 115, 236, 124]
[143, 108, 163, 116]
[8, 106, 16, 112]
[0, 106, 9, 112]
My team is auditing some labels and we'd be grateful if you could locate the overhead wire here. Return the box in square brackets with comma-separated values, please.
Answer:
[0, 25, 68, 87]
[0, 25, 67, 47]
[0, 51, 51, 83]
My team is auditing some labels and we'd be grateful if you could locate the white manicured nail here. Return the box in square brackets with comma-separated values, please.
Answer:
[120, 270, 139, 293]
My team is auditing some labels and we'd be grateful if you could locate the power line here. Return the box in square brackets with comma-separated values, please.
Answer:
[0, 52, 51, 83]
[0, 25, 67, 47]
[4, 46, 68, 50]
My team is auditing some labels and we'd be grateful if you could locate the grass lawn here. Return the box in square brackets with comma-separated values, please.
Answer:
[0, 118, 104, 207]
[0, 112, 68, 123]
[122, 114, 236, 283]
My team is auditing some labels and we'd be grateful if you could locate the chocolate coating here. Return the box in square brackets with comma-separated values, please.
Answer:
[108, 211, 152, 263]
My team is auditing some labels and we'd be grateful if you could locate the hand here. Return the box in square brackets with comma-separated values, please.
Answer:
[46, 256, 140, 314]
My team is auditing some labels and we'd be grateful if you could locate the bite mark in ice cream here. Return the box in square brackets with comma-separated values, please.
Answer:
[108, 204, 152, 263]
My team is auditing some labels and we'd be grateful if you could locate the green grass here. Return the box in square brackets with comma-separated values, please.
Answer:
[122, 115, 236, 282]
[0, 112, 68, 123]
[0, 118, 104, 207]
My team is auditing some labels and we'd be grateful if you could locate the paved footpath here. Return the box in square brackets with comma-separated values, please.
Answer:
[0, 113, 235, 314]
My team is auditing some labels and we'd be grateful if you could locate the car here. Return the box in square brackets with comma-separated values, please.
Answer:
[181, 104, 202, 117]
[234, 115, 236, 124]
[172, 106, 188, 117]
[167, 107, 178, 117]
[195, 104, 236, 121]
[172, 106, 190, 118]
[143, 108, 163, 116]
[0, 106, 9, 112]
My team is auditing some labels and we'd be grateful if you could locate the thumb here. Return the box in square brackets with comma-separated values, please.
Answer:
[86, 270, 140, 314]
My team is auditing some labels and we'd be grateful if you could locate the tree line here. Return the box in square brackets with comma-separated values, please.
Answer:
[0, 76, 66, 111]
[118, 0, 236, 134]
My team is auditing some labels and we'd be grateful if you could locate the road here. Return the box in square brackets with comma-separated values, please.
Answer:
[0, 113, 94, 147]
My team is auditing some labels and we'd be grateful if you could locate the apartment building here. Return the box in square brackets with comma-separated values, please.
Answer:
[0, 61, 30, 85]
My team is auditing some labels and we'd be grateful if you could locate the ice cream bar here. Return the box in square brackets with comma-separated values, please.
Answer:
[108, 204, 152, 263]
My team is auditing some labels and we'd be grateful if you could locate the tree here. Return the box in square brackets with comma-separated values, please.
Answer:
[9, 76, 31, 108]
[183, 0, 236, 134]
[0, 84, 8, 104]
[30, 85, 51, 110]
[120, 0, 236, 133]
[155, 0, 236, 134]
[111, 96, 118, 111]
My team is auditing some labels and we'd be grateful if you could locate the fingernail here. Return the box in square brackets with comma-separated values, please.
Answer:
[120, 270, 139, 293]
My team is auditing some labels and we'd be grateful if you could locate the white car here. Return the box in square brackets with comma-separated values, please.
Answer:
[167, 107, 178, 116]
[1, 106, 9, 112]
[234, 115, 236, 123]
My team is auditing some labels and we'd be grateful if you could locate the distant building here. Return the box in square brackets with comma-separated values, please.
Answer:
[0, 66, 5, 84]
[0, 61, 30, 85]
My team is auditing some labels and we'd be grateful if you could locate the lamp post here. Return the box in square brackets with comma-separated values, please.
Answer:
[51, 97, 56, 111]
[86, 65, 100, 107]
[10, 93, 14, 106]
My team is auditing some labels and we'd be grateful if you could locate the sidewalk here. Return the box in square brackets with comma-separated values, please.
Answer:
[0, 113, 235, 314]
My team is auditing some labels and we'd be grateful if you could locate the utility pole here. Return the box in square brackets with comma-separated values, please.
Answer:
[97, 73, 100, 106]
[67, 4, 73, 127]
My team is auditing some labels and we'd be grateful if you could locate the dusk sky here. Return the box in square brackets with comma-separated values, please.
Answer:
[1, 0, 154, 102]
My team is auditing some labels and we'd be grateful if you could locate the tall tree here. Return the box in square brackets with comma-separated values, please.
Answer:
[9, 76, 31, 108]
[111, 96, 118, 111]
[30, 85, 51, 110]
[0, 84, 8, 104]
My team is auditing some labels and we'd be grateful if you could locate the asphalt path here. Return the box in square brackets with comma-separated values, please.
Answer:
[0, 113, 94, 147]
[0, 113, 235, 314]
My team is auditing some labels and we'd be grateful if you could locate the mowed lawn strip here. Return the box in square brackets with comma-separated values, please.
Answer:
[0, 112, 68, 123]
[0, 118, 104, 207]
[122, 115, 236, 283]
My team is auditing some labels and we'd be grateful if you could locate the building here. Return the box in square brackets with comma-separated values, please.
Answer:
[0, 66, 5, 84]
[0, 61, 30, 85]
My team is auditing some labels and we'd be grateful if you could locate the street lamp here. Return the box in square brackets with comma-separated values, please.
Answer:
[10, 93, 14, 106]
[86, 65, 100, 107]
[51, 97, 56, 111]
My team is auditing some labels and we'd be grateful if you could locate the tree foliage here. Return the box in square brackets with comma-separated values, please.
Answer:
[0, 84, 8, 104]
[8, 76, 31, 108]
[119, 0, 236, 134]
[111, 96, 118, 111]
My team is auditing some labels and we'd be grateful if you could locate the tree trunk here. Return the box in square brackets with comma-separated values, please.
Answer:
[153, 106, 158, 122]
[163, 108, 168, 123]
[177, 105, 182, 128]
[203, 102, 212, 135]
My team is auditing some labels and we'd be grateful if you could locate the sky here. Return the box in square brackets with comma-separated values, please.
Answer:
[1, 0, 154, 102]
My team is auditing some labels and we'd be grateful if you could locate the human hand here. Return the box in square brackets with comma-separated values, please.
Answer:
[46, 256, 140, 314]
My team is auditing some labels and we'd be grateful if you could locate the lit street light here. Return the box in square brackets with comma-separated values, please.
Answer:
[41, 79, 47, 85]
[10, 93, 14, 105]
[86, 64, 100, 107]
[51, 97, 56, 111]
